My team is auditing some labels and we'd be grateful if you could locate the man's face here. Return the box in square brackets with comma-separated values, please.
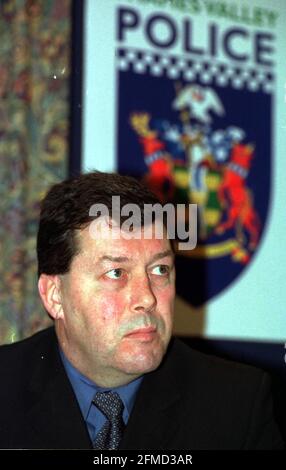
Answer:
[57, 223, 175, 386]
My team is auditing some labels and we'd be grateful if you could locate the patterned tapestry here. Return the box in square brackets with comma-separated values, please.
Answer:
[0, 0, 71, 344]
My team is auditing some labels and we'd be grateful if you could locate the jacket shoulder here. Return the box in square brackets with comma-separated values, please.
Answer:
[170, 337, 264, 386]
[167, 337, 270, 426]
[0, 327, 55, 360]
[0, 327, 56, 389]
[165, 339, 284, 449]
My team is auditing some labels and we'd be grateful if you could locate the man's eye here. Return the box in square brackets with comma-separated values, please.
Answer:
[105, 268, 124, 279]
[151, 265, 170, 276]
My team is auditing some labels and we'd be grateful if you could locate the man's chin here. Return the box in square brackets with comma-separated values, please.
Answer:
[119, 349, 166, 377]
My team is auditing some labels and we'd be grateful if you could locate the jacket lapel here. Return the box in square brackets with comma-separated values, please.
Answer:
[120, 341, 182, 450]
[26, 368, 92, 449]
[13, 330, 92, 449]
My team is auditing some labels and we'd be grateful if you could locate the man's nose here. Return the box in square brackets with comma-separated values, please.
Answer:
[130, 276, 157, 313]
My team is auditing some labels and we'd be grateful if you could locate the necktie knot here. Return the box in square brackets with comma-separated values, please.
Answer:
[92, 391, 124, 422]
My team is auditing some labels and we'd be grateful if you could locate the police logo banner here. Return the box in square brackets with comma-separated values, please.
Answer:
[82, 0, 286, 341]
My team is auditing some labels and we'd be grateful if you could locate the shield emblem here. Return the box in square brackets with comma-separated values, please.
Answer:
[117, 49, 271, 306]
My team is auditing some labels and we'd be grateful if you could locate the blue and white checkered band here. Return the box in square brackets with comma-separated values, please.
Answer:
[228, 162, 249, 179]
[116, 48, 274, 94]
[145, 150, 167, 166]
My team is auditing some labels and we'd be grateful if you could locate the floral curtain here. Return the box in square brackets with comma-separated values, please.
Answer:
[0, 0, 71, 344]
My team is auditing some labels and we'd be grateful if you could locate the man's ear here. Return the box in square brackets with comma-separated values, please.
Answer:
[38, 274, 64, 320]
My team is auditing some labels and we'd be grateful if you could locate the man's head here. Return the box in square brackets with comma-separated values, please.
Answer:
[37, 172, 176, 387]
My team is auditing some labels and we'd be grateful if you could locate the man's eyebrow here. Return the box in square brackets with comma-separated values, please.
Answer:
[148, 250, 174, 264]
[98, 250, 173, 265]
[98, 255, 130, 263]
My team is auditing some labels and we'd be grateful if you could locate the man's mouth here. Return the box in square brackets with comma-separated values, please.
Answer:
[124, 326, 157, 341]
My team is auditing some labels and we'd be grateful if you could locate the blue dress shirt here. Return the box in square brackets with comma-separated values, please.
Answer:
[59, 349, 143, 443]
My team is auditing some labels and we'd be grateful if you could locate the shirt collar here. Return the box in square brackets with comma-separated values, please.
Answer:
[59, 348, 143, 420]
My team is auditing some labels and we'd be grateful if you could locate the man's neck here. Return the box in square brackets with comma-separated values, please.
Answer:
[56, 326, 142, 388]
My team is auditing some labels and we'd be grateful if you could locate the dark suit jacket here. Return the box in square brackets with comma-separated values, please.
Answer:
[0, 327, 283, 449]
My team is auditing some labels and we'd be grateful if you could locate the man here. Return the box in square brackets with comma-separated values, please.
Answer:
[0, 172, 283, 449]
